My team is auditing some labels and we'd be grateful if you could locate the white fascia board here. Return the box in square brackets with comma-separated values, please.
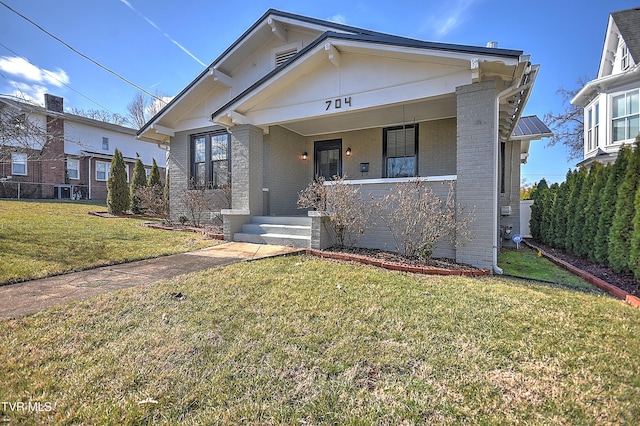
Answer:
[151, 124, 175, 137]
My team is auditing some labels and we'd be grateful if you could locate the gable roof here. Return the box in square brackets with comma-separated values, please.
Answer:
[138, 8, 523, 139]
[611, 7, 640, 64]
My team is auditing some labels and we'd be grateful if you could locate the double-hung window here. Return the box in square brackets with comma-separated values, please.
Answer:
[383, 125, 418, 178]
[612, 90, 639, 143]
[11, 152, 27, 176]
[67, 158, 80, 180]
[96, 161, 111, 181]
[190, 131, 231, 188]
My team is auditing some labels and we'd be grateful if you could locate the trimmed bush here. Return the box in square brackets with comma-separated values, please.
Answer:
[107, 149, 130, 215]
[583, 163, 607, 262]
[630, 186, 640, 279]
[594, 145, 632, 266]
[608, 142, 640, 274]
[130, 158, 148, 214]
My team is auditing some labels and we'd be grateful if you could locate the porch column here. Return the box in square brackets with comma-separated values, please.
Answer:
[229, 124, 264, 215]
[455, 80, 497, 270]
[223, 124, 264, 241]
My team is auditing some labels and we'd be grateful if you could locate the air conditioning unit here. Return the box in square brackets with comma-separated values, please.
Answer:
[500, 206, 512, 216]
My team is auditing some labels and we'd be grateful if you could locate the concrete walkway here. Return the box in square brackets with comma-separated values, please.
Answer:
[0, 242, 302, 320]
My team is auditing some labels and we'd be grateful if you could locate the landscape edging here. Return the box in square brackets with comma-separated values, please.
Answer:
[306, 248, 491, 277]
[524, 241, 640, 309]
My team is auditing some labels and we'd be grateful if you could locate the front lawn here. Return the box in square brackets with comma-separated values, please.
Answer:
[1, 256, 638, 424]
[0, 200, 218, 284]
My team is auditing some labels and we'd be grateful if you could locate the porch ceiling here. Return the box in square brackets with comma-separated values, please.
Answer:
[276, 95, 456, 136]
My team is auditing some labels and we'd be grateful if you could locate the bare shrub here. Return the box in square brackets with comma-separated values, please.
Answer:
[133, 185, 166, 216]
[373, 180, 474, 259]
[180, 178, 231, 227]
[297, 175, 372, 247]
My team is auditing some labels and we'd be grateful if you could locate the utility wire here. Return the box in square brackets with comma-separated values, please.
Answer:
[0, 1, 163, 102]
[0, 42, 122, 116]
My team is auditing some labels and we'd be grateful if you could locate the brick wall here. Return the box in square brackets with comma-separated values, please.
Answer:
[455, 81, 497, 269]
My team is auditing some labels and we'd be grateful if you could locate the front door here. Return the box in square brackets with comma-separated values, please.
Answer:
[314, 139, 342, 179]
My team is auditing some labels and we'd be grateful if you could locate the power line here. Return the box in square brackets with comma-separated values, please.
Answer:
[0, 42, 123, 116]
[0, 1, 163, 102]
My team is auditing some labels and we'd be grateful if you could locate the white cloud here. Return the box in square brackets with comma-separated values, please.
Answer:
[0, 56, 69, 87]
[328, 14, 347, 25]
[0, 56, 70, 105]
[423, 0, 478, 38]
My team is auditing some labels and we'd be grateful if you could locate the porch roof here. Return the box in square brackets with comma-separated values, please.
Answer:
[137, 9, 526, 142]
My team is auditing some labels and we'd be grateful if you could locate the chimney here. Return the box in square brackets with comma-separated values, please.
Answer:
[44, 94, 63, 113]
[486, 41, 499, 48]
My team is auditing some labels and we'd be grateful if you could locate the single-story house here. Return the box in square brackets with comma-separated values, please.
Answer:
[0, 94, 166, 200]
[138, 9, 549, 271]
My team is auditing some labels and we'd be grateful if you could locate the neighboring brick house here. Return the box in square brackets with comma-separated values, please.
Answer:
[138, 9, 548, 271]
[0, 94, 166, 199]
[573, 7, 640, 166]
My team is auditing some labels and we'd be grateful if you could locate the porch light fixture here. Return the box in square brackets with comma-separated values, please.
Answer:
[346, 147, 352, 156]
[302, 152, 308, 160]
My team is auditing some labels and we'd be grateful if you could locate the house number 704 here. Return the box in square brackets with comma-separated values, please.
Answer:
[325, 97, 352, 110]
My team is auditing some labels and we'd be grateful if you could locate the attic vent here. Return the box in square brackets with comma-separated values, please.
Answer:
[275, 47, 297, 67]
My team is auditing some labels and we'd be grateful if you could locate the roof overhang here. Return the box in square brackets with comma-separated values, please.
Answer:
[210, 32, 526, 136]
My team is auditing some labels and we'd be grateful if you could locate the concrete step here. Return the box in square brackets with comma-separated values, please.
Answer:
[232, 216, 312, 248]
[234, 232, 311, 248]
[242, 223, 311, 237]
[251, 216, 311, 226]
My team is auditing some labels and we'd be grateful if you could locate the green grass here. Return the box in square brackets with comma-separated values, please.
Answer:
[0, 200, 218, 284]
[498, 247, 600, 293]
[1, 256, 638, 424]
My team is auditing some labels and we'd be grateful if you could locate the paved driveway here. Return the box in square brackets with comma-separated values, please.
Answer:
[0, 243, 301, 320]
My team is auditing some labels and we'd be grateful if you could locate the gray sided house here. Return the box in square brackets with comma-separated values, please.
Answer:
[138, 9, 549, 271]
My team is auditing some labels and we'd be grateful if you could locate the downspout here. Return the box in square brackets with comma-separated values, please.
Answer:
[493, 91, 505, 275]
[88, 155, 93, 200]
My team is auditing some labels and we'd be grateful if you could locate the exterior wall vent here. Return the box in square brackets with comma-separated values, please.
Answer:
[275, 47, 297, 67]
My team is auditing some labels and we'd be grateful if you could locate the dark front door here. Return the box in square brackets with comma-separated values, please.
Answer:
[314, 139, 342, 179]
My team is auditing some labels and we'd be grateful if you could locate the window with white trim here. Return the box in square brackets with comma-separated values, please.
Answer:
[587, 102, 599, 151]
[96, 161, 111, 181]
[612, 90, 639, 142]
[67, 158, 80, 180]
[621, 44, 629, 70]
[383, 125, 418, 178]
[11, 152, 27, 176]
[102, 137, 109, 150]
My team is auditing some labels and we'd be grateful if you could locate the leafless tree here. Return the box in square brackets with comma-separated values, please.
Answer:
[543, 77, 588, 161]
[69, 108, 130, 126]
[126, 92, 169, 129]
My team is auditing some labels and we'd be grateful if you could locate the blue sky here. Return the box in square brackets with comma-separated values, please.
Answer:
[1, 0, 639, 185]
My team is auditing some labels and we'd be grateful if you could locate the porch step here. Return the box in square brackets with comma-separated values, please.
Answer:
[233, 216, 312, 248]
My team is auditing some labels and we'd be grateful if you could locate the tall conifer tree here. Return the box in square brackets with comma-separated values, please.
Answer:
[107, 149, 130, 215]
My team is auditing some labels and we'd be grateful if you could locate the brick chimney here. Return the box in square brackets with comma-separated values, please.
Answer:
[40, 94, 65, 197]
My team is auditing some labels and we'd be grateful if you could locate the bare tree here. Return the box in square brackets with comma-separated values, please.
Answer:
[543, 77, 589, 161]
[126, 92, 169, 129]
[69, 108, 130, 126]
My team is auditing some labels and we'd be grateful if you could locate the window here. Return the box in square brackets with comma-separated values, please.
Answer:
[587, 102, 599, 151]
[190, 131, 231, 188]
[67, 158, 80, 180]
[612, 90, 639, 142]
[102, 137, 109, 150]
[11, 152, 27, 176]
[145, 168, 151, 179]
[383, 125, 418, 178]
[96, 161, 111, 181]
[621, 44, 629, 70]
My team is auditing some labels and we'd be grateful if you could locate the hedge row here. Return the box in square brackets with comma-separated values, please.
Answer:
[529, 140, 640, 280]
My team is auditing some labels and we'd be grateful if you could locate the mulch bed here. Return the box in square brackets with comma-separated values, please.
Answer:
[527, 240, 639, 298]
[312, 246, 491, 276]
